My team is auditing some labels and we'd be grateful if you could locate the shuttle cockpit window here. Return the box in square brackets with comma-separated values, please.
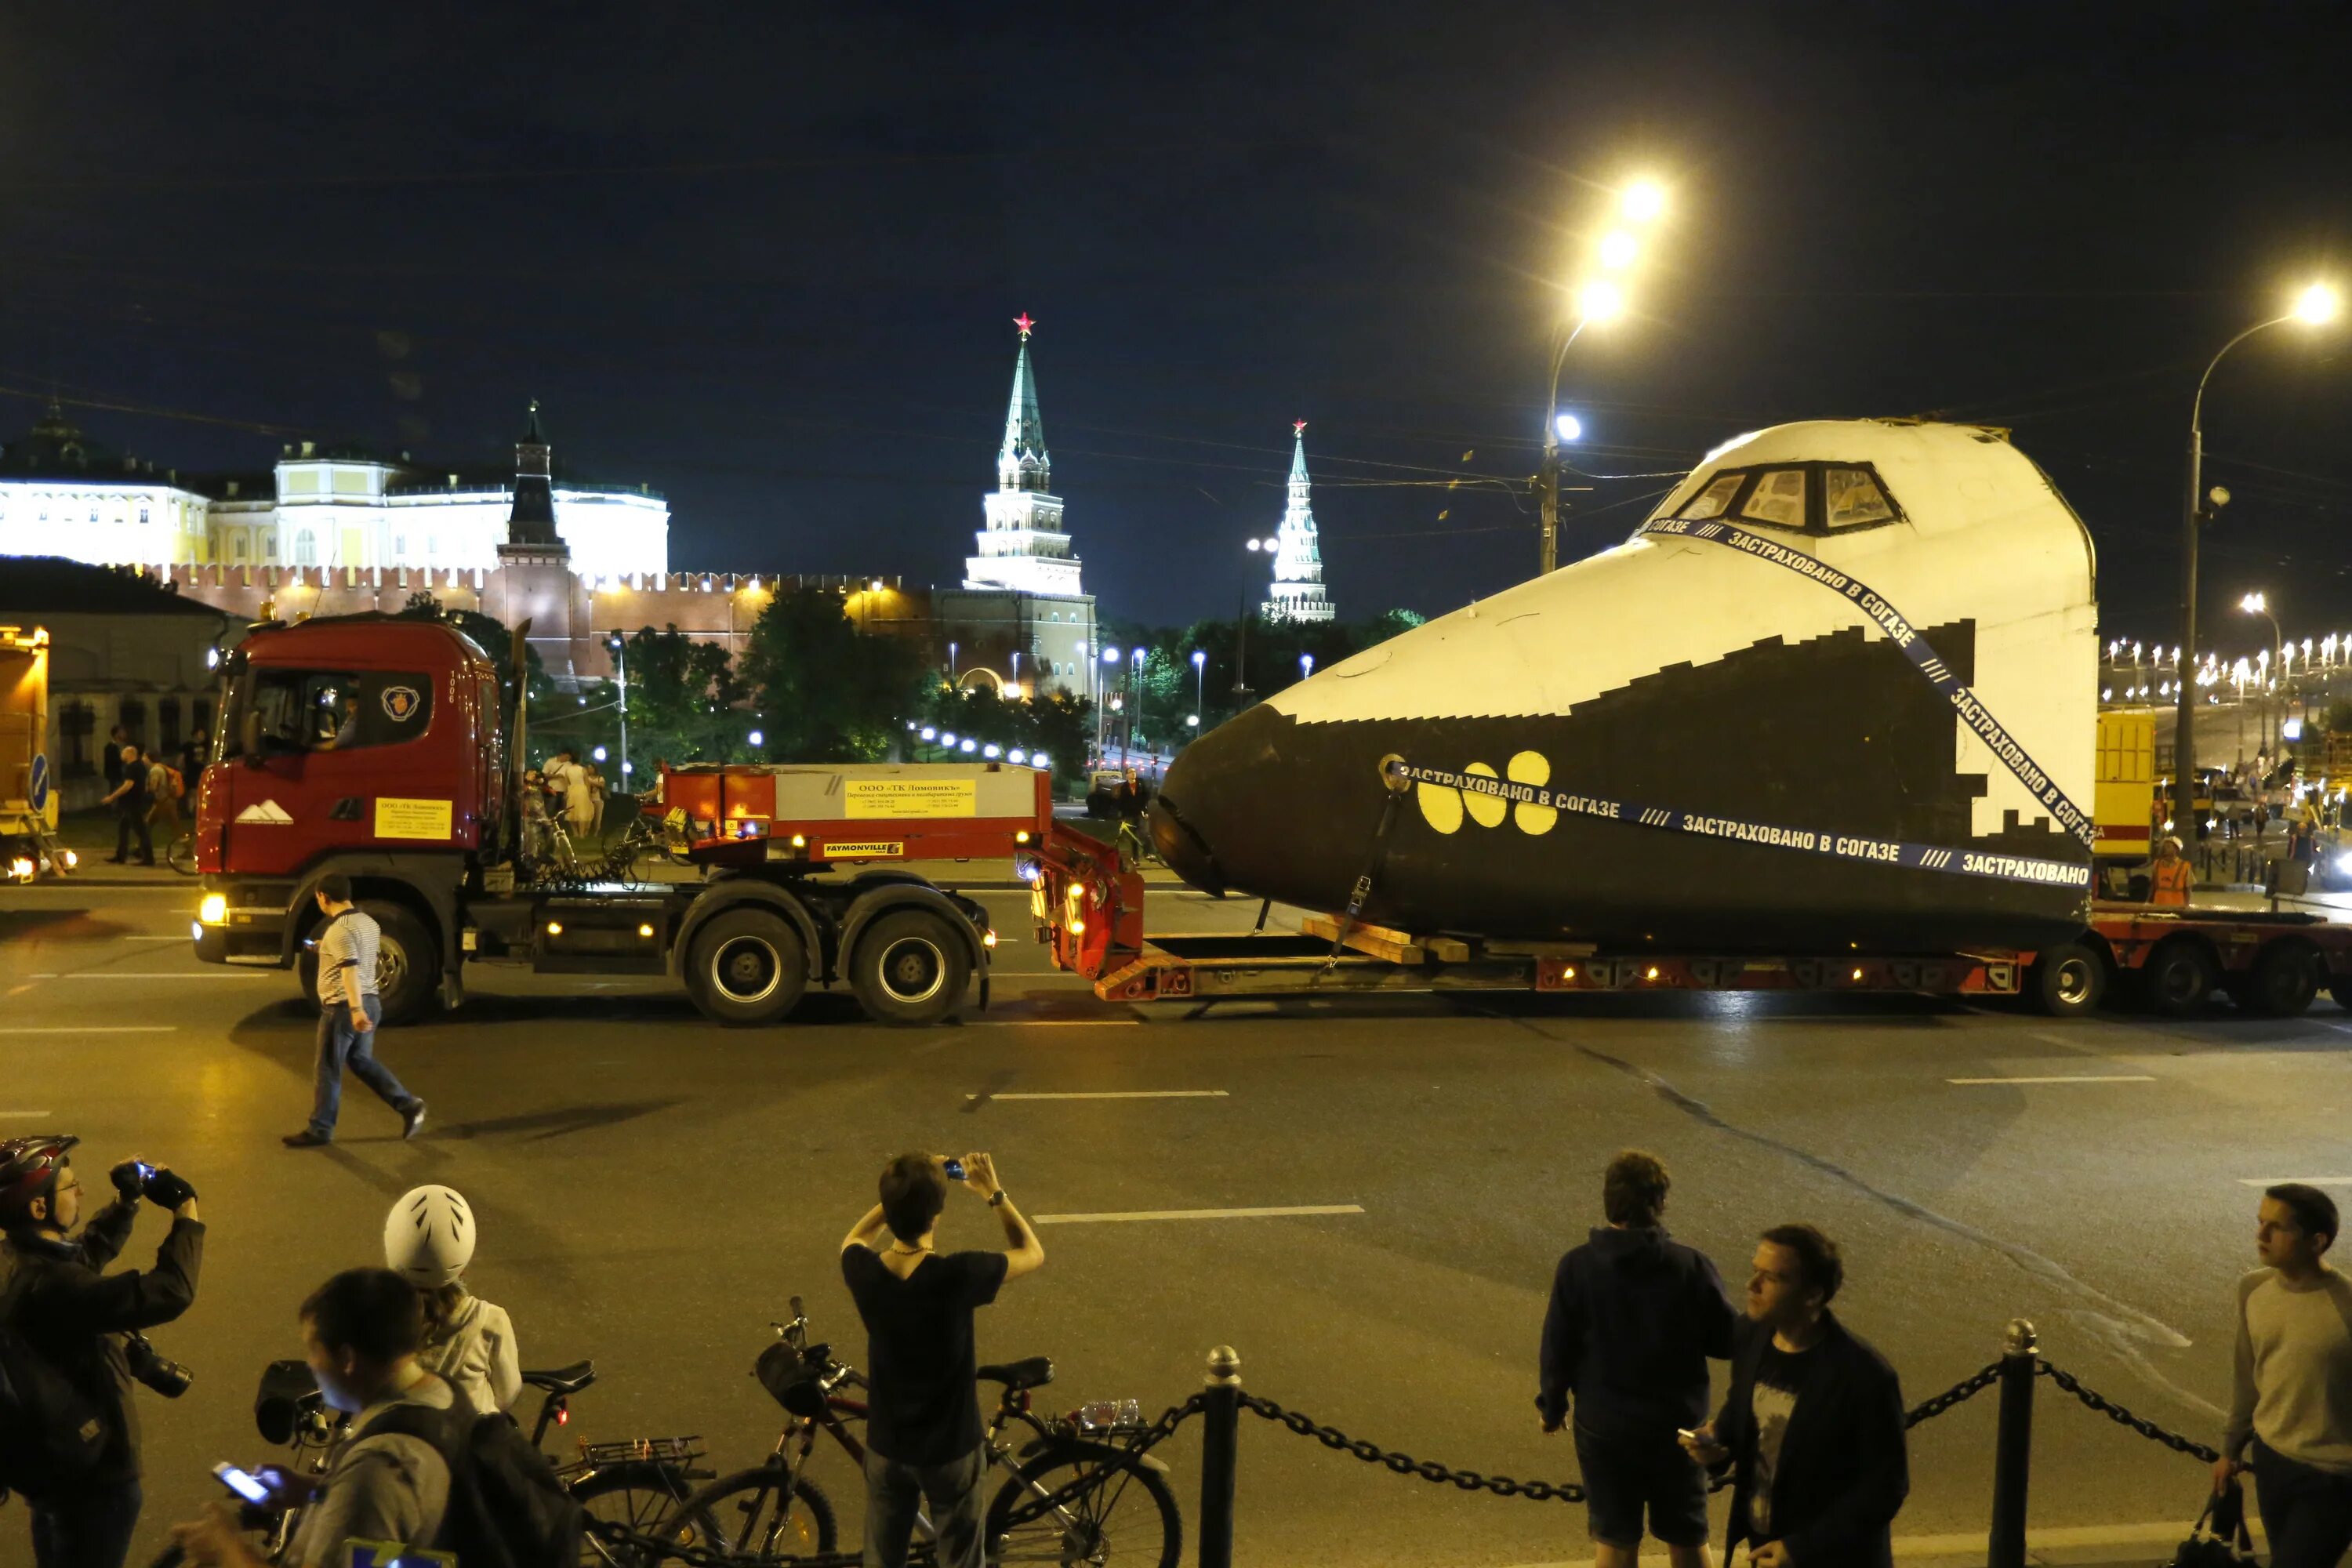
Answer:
[1676, 474, 1744, 520]
[1824, 466, 1897, 528]
[1737, 468, 1808, 528]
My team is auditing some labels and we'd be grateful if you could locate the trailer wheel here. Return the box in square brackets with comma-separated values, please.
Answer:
[2143, 938, 2219, 1018]
[2031, 942, 2106, 1018]
[687, 907, 808, 1026]
[2244, 942, 2321, 1018]
[851, 910, 971, 1027]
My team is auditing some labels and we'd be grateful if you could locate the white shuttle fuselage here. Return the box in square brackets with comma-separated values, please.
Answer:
[1152, 419, 2100, 953]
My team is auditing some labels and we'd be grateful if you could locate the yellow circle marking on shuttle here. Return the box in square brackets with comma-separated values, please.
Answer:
[1462, 762, 1507, 829]
[1508, 750, 1557, 835]
[1417, 780, 1464, 835]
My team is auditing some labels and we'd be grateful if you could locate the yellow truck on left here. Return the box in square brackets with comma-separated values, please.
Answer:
[2, 625, 77, 881]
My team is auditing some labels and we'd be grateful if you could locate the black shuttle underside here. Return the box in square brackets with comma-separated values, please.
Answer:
[1152, 617, 2092, 955]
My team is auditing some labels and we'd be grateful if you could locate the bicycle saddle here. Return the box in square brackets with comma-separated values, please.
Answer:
[520, 1361, 597, 1395]
[977, 1356, 1054, 1392]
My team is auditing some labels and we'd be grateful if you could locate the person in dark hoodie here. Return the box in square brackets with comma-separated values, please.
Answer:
[1681, 1225, 1908, 1568]
[1538, 1149, 1738, 1568]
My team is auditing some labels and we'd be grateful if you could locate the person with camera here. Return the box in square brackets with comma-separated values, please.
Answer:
[842, 1151, 1045, 1568]
[0, 1135, 204, 1568]
[169, 1268, 456, 1568]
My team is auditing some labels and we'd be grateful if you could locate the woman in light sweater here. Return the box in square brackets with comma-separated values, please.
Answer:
[383, 1183, 522, 1414]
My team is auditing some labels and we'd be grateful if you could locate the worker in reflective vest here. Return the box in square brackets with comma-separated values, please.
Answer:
[2151, 836, 2194, 906]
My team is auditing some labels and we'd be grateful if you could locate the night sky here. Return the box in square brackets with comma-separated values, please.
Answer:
[5, 5, 2348, 652]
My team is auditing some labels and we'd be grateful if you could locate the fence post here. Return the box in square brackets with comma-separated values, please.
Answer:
[1987, 1318, 2038, 1568]
[1200, 1345, 1242, 1568]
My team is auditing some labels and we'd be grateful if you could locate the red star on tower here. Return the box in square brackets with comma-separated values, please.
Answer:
[1013, 313, 1036, 339]
[1293, 420, 1308, 437]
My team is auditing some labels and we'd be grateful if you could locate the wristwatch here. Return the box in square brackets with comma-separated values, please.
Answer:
[988, 1189, 1009, 1208]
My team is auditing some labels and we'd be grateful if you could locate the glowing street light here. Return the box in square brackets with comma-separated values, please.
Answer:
[1555, 412, 1584, 443]
[2241, 592, 2285, 755]
[1299, 652, 1315, 679]
[2172, 278, 2340, 837]
[1190, 647, 1207, 712]
[1621, 180, 1668, 222]
[1575, 279, 1626, 323]
[1596, 230, 1639, 270]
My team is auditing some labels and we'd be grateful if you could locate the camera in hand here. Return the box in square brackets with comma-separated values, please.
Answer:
[123, 1331, 193, 1399]
[254, 1357, 325, 1446]
[943, 1157, 966, 1181]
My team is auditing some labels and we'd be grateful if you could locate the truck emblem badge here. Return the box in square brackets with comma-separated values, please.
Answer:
[380, 685, 422, 721]
[234, 799, 294, 825]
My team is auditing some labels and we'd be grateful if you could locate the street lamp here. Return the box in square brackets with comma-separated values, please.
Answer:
[604, 632, 630, 795]
[948, 641, 958, 681]
[1299, 652, 1315, 680]
[2241, 592, 2284, 757]
[1190, 648, 1206, 713]
[2172, 282, 2339, 838]
[1540, 176, 1667, 576]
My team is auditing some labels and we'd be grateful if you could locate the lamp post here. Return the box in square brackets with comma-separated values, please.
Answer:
[2173, 282, 2339, 840]
[604, 632, 630, 796]
[1539, 178, 1664, 577]
[2241, 592, 2283, 758]
[1098, 644, 1120, 760]
[1191, 648, 1206, 716]
[1299, 652, 1315, 681]
[1131, 648, 1145, 764]
[948, 641, 958, 683]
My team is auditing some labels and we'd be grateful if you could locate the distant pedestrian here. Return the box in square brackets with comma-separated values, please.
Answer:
[283, 876, 426, 1149]
[1682, 1225, 1907, 1568]
[2292, 819, 2318, 869]
[100, 745, 154, 866]
[101, 725, 129, 790]
[142, 749, 183, 844]
[1538, 1150, 1737, 1568]
[581, 762, 607, 841]
[2216, 1184, 2352, 1568]
[550, 750, 594, 841]
[383, 1185, 521, 1416]
[2152, 836, 2193, 906]
[178, 729, 209, 790]
[841, 1152, 1045, 1568]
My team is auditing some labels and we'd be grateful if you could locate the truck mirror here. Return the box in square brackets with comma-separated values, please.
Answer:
[240, 708, 265, 766]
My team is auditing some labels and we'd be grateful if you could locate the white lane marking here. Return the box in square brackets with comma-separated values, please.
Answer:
[964, 1019, 1142, 1028]
[1947, 1074, 2158, 1085]
[2239, 1176, 2352, 1186]
[967, 1090, 1228, 1101]
[0, 1112, 56, 1117]
[1504, 1519, 2267, 1568]
[24, 972, 273, 980]
[1033, 1204, 1363, 1225]
[125, 935, 191, 942]
[0, 1025, 180, 1034]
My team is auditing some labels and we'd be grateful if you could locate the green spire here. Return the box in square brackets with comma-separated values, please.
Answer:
[998, 317, 1049, 492]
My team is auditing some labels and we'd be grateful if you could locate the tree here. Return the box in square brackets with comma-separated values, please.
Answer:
[741, 586, 927, 760]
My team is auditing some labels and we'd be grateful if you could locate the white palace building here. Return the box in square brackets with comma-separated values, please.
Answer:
[0, 399, 668, 579]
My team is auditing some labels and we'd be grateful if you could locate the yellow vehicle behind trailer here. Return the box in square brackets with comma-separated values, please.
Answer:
[1, 625, 74, 881]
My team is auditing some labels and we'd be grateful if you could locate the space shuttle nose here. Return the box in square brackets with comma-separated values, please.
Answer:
[1148, 765, 1225, 895]
[1149, 708, 1268, 897]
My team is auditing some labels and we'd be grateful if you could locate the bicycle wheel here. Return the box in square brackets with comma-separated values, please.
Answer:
[167, 833, 198, 875]
[570, 1461, 712, 1567]
[985, 1441, 1181, 1567]
[665, 1465, 837, 1560]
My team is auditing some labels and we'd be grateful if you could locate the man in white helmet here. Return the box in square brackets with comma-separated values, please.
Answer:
[382, 1185, 520, 1415]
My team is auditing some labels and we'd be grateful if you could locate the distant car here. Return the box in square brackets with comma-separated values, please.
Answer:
[1084, 769, 1124, 818]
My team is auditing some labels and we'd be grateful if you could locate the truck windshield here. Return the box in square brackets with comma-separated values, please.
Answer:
[220, 667, 434, 758]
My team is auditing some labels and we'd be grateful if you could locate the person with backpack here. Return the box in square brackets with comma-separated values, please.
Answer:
[169, 1265, 580, 1568]
[384, 1185, 522, 1415]
[142, 748, 183, 844]
[1, 1134, 204, 1568]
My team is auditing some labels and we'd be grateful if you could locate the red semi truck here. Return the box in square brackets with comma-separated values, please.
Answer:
[190, 613, 1049, 1026]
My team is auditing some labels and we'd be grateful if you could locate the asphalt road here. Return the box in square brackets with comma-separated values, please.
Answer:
[5, 873, 2348, 1566]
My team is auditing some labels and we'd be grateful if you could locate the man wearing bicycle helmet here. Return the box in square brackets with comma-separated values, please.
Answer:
[1, 1134, 204, 1568]
[383, 1185, 521, 1415]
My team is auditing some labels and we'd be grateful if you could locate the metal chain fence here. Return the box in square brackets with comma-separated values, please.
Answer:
[2038, 1361, 2223, 1463]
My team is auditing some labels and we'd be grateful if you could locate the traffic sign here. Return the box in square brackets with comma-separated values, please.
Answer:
[29, 752, 48, 813]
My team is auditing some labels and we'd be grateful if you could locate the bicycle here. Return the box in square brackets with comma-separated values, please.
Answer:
[252, 1356, 717, 1566]
[655, 1297, 1182, 1566]
[166, 831, 198, 875]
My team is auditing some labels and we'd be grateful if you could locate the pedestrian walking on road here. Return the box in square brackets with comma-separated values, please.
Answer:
[1, 1134, 205, 1568]
[284, 875, 426, 1148]
[1681, 1225, 1907, 1568]
[1539, 1150, 1738, 1568]
[2152, 835, 2194, 906]
[99, 745, 154, 866]
[2216, 1184, 2352, 1568]
[141, 748, 183, 844]
[841, 1151, 1046, 1568]
[383, 1185, 521, 1416]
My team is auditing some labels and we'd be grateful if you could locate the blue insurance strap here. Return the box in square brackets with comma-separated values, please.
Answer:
[1635, 516, 2096, 848]
[1396, 764, 2093, 891]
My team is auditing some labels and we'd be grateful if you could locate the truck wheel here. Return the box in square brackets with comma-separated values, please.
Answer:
[686, 908, 808, 1026]
[851, 910, 972, 1027]
[360, 903, 441, 1026]
[2031, 942, 2106, 1018]
[2330, 977, 2352, 1014]
[2143, 938, 2219, 1018]
[2244, 942, 2320, 1018]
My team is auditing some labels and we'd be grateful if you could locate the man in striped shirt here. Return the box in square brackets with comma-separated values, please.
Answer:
[284, 875, 426, 1148]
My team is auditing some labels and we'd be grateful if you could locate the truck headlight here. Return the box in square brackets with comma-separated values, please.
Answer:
[198, 894, 227, 926]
